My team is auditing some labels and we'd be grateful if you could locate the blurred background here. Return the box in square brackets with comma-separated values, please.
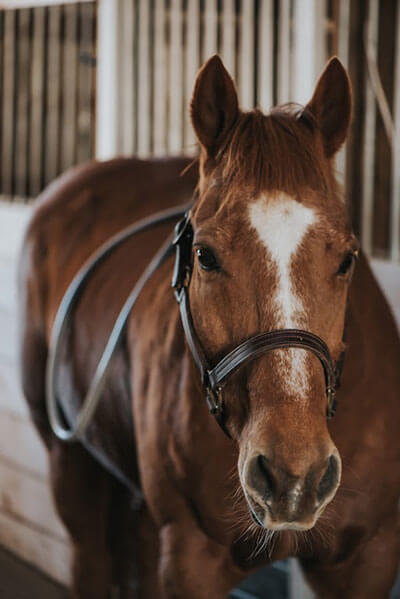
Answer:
[0, 0, 399, 597]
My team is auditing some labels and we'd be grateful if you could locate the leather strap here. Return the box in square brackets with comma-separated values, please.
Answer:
[172, 213, 340, 437]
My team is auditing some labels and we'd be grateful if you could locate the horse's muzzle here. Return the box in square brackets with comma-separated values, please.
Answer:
[242, 450, 341, 530]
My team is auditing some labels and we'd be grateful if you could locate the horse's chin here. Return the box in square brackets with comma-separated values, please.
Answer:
[246, 495, 318, 532]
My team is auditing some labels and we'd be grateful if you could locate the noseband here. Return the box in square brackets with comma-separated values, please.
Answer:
[172, 212, 340, 437]
[47, 202, 343, 449]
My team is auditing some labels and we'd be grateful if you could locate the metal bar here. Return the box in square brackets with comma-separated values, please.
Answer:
[361, 0, 379, 255]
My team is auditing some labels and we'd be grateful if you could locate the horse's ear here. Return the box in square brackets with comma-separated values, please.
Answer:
[305, 57, 352, 158]
[191, 55, 239, 157]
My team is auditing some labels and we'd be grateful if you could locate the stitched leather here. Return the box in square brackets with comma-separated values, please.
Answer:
[172, 213, 341, 437]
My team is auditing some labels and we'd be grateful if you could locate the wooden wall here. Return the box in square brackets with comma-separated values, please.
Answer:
[0, 201, 71, 586]
[0, 2, 96, 201]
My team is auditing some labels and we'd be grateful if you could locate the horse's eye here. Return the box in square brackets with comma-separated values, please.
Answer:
[196, 247, 219, 271]
[337, 251, 356, 276]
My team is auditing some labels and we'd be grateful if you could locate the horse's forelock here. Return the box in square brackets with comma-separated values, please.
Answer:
[212, 106, 330, 197]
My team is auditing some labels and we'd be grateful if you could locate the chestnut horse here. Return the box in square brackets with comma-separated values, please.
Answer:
[19, 56, 400, 598]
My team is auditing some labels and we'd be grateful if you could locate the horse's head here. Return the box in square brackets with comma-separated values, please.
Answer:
[189, 56, 356, 531]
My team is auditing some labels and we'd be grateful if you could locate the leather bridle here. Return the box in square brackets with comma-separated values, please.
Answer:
[47, 201, 344, 450]
[172, 211, 341, 438]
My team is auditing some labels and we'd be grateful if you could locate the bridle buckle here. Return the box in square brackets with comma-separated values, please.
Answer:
[205, 385, 223, 415]
[326, 387, 337, 419]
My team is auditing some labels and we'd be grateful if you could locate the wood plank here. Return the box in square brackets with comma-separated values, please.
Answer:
[336, 0, 351, 185]
[361, 0, 379, 254]
[0, 458, 68, 542]
[239, 0, 254, 109]
[0, 360, 28, 419]
[0, 410, 48, 478]
[15, 9, 31, 199]
[153, 0, 166, 155]
[44, 4, 61, 185]
[76, 1, 95, 163]
[168, 0, 183, 154]
[1, 9, 16, 197]
[278, 0, 291, 104]
[29, 6, 46, 197]
[0, 510, 71, 586]
[202, 0, 217, 62]
[119, 0, 135, 156]
[221, 0, 235, 76]
[372, 0, 396, 256]
[137, 0, 150, 156]
[183, 0, 199, 153]
[258, 0, 274, 110]
[0, 546, 66, 599]
[0, 309, 18, 364]
[60, 3, 78, 171]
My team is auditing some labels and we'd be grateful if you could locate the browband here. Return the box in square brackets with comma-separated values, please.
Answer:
[172, 212, 340, 438]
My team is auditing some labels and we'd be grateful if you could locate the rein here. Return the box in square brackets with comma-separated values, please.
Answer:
[46, 202, 341, 446]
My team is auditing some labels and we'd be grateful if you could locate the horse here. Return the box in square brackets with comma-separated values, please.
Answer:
[19, 55, 400, 598]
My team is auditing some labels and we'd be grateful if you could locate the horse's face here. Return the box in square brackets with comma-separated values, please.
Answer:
[190, 56, 354, 530]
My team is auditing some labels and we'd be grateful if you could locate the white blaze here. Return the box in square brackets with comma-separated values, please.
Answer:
[248, 194, 317, 397]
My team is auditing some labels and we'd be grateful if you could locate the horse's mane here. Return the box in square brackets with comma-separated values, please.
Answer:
[218, 105, 329, 196]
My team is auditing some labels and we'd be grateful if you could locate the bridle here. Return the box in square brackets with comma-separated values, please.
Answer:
[172, 211, 341, 438]
[46, 201, 343, 449]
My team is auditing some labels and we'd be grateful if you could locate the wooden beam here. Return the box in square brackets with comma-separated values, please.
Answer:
[1, 1, 93, 8]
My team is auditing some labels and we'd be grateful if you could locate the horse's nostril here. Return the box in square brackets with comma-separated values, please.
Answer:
[317, 454, 340, 503]
[256, 454, 276, 500]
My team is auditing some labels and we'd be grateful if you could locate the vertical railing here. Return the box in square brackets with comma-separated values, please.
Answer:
[0, 2, 96, 200]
